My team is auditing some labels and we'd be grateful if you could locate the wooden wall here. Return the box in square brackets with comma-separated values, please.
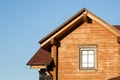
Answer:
[58, 21, 119, 80]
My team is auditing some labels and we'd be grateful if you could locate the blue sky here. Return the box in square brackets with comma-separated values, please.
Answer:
[0, 0, 120, 80]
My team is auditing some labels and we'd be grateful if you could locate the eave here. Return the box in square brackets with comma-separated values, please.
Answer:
[27, 48, 52, 69]
[39, 8, 120, 47]
[39, 8, 86, 44]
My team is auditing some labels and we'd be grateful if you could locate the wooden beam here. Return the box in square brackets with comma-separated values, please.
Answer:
[51, 43, 58, 80]
[83, 14, 92, 23]
[30, 65, 46, 69]
[83, 14, 88, 22]
[50, 38, 57, 45]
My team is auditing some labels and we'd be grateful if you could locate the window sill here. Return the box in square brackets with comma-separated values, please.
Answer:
[79, 69, 97, 72]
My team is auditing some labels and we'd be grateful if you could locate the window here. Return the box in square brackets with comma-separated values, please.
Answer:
[79, 45, 97, 70]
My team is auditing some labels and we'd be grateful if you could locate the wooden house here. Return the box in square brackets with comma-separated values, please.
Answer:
[27, 8, 120, 80]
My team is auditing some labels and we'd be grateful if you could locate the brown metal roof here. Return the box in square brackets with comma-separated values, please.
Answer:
[27, 48, 52, 65]
[113, 25, 120, 30]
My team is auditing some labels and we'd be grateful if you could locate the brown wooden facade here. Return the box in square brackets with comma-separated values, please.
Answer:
[27, 8, 120, 80]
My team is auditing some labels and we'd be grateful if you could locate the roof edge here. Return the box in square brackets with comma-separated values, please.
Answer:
[39, 8, 87, 44]
[27, 48, 52, 66]
[86, 10, 120, 36]
[39, 8, 120, 46]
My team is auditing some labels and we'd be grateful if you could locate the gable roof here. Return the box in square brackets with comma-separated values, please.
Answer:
[39, 8, 120, 47]
[27, 48, 52, 65]
[27, 8, 120, 67]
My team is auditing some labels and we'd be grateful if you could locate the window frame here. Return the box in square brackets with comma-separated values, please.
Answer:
[78, 45, 97, 70]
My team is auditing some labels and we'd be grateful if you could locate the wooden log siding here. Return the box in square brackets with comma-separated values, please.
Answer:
[118, 44, 120, 76]
[58, 21, 119, 80]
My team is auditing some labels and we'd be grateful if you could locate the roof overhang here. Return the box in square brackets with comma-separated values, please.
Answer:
[39, 8, 120, 47]
[27, 48, 52, 69]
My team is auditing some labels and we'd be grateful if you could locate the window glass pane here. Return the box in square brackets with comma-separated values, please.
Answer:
[88, 63, 94, 67]
[79, 46, 96, 69]
[88, 55, 94, 63]
[89, 50, 94, 54]
[82, 51, 87, 54]
[82, 63, 87, 67]
[82, 54, 87, 63]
